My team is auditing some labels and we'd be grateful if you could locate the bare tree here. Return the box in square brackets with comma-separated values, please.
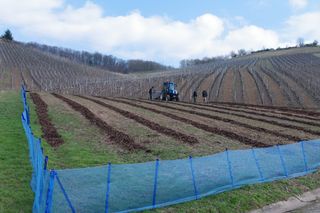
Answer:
[1, 29, 13, 41]
[230, 51, 237, 58]
[238, 49, 247, 56]
[297, 37, 304, 47]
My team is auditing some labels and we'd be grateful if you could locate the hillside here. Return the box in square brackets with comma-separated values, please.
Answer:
[25, 42, 173, 73]
[1, 39, 320, 108]
[0, 39, 124, 91]
[124, 47, 320, 108]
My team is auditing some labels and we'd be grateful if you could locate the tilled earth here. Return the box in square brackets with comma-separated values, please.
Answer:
[33, 92, 320, 157]
[96, 96, 271, 147]
[79, 95, 199, 145]
[30, 93, 64, 147]
[52, 93, 149, 152]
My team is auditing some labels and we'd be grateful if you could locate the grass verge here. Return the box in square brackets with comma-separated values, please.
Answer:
[0, 91, 33, 213]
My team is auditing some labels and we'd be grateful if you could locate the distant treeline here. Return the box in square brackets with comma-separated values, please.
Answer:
[251, 40, 319, 54]
[180, 39, 319, 68]
[180, 56, 228, 68]
[25, 42, 173, 73]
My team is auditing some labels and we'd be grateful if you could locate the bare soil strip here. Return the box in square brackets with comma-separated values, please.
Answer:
[52, 94, 148, 152]
[152, 100, 320, 137]
[173, 101, 320, 127]
[174, 94, 318, 121]
[98, 97, 270, 148]
[218, 68, 234, 102]
[121, 98, 303, 142]
[30, 93, 64, 147]
[209, 101, 320, 117]
[78, 96, 199, 145]
[203, 106, 320, 136]
[212, 105, 320, 126]
[211, 103, 319, 122]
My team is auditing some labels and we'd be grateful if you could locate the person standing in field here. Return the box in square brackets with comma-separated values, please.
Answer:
[202, 90, 208, 103]
[149, 86, 154, 100]
[192, 90, 197, 103]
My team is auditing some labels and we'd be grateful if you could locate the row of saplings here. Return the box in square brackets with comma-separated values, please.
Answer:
[149, 81, 208, 103]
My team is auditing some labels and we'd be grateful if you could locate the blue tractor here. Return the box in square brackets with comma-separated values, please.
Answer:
[160, 81, 179, 101]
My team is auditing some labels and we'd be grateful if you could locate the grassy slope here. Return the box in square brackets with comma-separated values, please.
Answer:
[2, 90, 320, 212]
[0, 91, 33, 213]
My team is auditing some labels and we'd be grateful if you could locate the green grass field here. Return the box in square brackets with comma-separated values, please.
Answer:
[1, 90, 320, 212]
[0, 91, 33, 213]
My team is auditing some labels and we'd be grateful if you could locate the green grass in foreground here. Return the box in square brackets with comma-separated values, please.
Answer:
[0, 91, 33, 213]
[2, 90, 320, 213]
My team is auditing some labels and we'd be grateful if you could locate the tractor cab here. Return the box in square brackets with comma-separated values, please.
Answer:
[161, 81, 179, 101]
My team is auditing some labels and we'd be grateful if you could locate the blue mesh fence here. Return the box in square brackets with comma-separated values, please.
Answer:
[20, 87, 320, 213]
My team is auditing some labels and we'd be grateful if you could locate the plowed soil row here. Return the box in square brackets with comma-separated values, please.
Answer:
[210, 101, 320, 117]
[159, 100, 320, 136]
[79, 96, 199, 145]
[30, 93, 64, 147]
[210, 104, 320, 126]
[52, 94, 147, 152]
[121, 98, 302, 142]
[174, 101, 320, 127]
[98, 97, 270, 147]
[210, 103, 319, 122]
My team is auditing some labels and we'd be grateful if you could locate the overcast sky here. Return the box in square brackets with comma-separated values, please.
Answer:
[0, 0, 319, 66]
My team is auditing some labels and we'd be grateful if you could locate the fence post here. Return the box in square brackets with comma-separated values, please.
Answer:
[35, 138, 44, 209]
[105, 163, 112, 213]
[300, 141, 308, 172]
[225, 149, 234, 187]
[40, 155, 49, 208]
[251, 148, 264, 181]
[30, 133, 35, 168]
[189, 156, 198, 199]
[277, 145, 288, 177]
[45, 170, 56, 213]
[26, 106, 30, 125]
[55, 173, 76, 213]
[44, 156, 49, 171]
[152, 159, 160, 207]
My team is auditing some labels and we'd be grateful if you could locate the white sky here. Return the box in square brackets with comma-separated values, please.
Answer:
[0, 0, 319, 66]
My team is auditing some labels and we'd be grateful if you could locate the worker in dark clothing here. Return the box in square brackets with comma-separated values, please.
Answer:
[192, 90, 197, 103]
[149, 86, 154, 100]
[202, 90, 208, 103]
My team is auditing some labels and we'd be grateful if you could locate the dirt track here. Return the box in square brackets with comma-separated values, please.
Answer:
[30, 93, 64, 147]
[97, 96, 270, 148]
[79, 96, 199, 145]
[131, 98, 304, 142]
[208, 104, 320, 125]
[175, 101, 320, 126]
[52, 94, 148, 152]
[217, 104, 320, 121]
[210, 101, 320, 117]
[147, 100, 320, 137]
